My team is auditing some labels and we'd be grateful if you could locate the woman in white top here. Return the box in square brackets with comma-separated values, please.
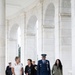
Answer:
[12, 56, 23, 75]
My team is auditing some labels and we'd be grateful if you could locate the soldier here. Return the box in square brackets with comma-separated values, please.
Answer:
[32, 61, 37, 75]
[37, 54, 51, 75]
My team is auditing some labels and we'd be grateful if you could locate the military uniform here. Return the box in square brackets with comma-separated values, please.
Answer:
[33, 65, 37, 75]
[37, 54, 51, 75]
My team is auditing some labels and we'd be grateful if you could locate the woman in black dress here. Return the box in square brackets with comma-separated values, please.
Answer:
[25, 59, 35, 75]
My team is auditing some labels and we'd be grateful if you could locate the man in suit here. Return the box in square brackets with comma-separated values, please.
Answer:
[37, 54, 51, 75]
[5, 62, 12, 75]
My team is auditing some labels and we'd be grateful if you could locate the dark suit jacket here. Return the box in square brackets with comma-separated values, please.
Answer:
[33, 65, 37, 75]
[5, 66, 12, 75]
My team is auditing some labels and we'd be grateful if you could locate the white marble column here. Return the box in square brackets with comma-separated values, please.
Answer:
[5, 20, 9, 66]
[21, 13, 26, 66]
[40, 0, 44, 53]
[60, 0, 72, 75]
[55, 0, 60, 59]
[26, 33, 37, 62]
[0, 0, 5, 75]
[71, 0, 75, 75]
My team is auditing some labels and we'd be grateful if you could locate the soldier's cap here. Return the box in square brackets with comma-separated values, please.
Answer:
[41, 54, 47, 57]
[9, 62, 11, 64]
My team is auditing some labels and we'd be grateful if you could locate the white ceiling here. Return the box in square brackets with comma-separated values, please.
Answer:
[6, 0, 37, 17]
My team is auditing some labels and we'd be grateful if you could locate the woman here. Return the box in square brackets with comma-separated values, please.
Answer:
[12, 56, 23, 75]
[25, 59, 35, 75]
[52, 59, 63, 75]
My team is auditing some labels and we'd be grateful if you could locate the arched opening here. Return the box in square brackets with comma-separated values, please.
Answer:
[26, 15, 39, 63]
[60, 0, 72, 75]
[44, 3, 55, 67]
[7, 24, 21, 63]
[44, 3, 55, 26]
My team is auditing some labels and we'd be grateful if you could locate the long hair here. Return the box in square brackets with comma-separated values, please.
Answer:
[54, 59, 62, 70]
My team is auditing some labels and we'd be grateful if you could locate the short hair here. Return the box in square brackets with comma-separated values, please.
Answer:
[15, 56, 19, 61]
[9, 62, 11, 64]
[27, 59, 32, 63]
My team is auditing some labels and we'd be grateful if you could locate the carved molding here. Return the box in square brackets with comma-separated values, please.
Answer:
[43, 25, 55, 29]
[6, 3, 21, 7]
[26, 33, 35, 36]
[59, 13, 71, 17]
[8, 38, 17, 41]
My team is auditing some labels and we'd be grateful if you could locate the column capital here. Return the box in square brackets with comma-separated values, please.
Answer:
[26, 33, 35, 36]
[59, 13, 71, 17]
[43, 25, 55, 29]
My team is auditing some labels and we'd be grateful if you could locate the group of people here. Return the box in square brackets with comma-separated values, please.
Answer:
[5, 54, 63, 75]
